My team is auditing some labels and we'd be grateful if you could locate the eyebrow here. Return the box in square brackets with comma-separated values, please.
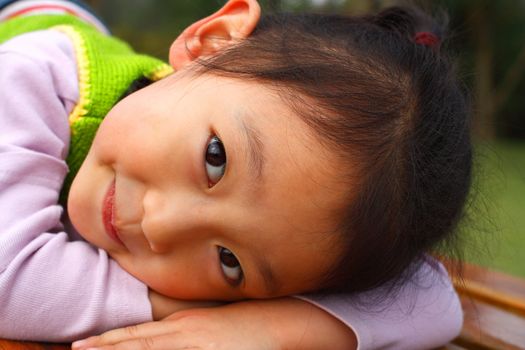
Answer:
[234, 115, 279, 294]
[254, 253, 281, 295]
[238, 118, 265, 182]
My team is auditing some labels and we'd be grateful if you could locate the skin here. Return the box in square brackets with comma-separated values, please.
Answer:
[68, 71, 347, 301]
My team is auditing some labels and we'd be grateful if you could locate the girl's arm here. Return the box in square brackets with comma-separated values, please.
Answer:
[74, 258, 461, 350]
[73, 298, 357, 350]
[0, 30, 154, 342]
[298, 258, 463, 349]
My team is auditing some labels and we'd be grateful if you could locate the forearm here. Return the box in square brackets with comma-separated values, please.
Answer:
[247, 297, 357, 350]
[149, 292, 356, 349]
[73, 296, 357, 350]
[299, 258, 463, 349]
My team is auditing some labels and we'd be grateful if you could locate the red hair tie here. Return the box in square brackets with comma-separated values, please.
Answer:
[414, 32, 440, 49]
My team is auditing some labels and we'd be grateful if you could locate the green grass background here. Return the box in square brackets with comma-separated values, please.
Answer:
[461, 141, 525, 278]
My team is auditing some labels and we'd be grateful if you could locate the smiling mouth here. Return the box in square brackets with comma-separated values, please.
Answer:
[102, 180, 124, 246]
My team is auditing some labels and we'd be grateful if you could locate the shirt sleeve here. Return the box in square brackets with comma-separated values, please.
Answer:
[297, 258, 463, 350]
[0, 31, 152, 342]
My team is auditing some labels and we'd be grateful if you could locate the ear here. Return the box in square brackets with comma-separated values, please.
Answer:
[169, 0, 261, 69]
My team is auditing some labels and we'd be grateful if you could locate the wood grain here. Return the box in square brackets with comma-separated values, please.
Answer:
[449, 262, 525, 350]
[0, 339, 69, 350]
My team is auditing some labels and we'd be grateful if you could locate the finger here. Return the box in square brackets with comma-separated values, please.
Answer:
[80, 334, 201, 350]
[72, 321, 179, 349]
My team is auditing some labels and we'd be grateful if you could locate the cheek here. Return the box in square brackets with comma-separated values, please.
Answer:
[67, 152, 112, 243]
[115, 248, 224, 300]
[91, 94, 150, 161]
[93, 111, 161, 175]
[91, 115, 127, 165]
[67, 171, 94, 240]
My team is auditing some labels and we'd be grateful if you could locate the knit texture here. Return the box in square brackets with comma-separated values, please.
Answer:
[0, 14, 173, 200]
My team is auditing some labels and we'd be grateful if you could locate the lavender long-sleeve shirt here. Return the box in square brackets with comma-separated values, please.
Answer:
[0, 30, 462, 349]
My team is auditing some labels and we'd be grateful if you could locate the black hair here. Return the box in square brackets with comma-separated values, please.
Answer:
[196, 6, 472, 294]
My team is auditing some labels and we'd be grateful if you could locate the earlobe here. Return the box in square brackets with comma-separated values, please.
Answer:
[169, 0, 261, 69]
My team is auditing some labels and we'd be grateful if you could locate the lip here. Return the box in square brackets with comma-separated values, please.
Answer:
[102, 180, 124, 246]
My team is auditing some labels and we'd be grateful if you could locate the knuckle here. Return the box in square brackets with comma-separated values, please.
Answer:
[124, 324, 140, 337]
[140, 336, 156, 350]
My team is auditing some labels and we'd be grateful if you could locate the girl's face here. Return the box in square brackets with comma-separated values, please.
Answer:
[68, 71, 347, 300]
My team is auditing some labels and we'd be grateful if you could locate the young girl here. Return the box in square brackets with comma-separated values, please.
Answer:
[0, 0, 468, 348]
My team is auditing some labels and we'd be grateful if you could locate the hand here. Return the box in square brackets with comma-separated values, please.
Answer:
[71, 301, 279, 350]
[71, 298, 357, 350]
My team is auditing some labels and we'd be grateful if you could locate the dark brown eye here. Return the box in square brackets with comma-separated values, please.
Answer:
[205, 136, 226, 186]
[218, 247, 243, 285]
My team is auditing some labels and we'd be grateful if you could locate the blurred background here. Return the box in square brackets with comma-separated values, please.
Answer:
[86, 0, 525, 278]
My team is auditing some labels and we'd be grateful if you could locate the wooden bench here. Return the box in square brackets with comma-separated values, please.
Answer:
[443, 261, 525, 350]
[2, 262, 524, 350]
[0, 340, 68, 349]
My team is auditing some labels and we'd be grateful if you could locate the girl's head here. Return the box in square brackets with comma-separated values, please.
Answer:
[68, 0, 471, 299]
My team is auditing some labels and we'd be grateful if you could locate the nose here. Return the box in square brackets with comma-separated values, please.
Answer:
[141, 189, 207, 253]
